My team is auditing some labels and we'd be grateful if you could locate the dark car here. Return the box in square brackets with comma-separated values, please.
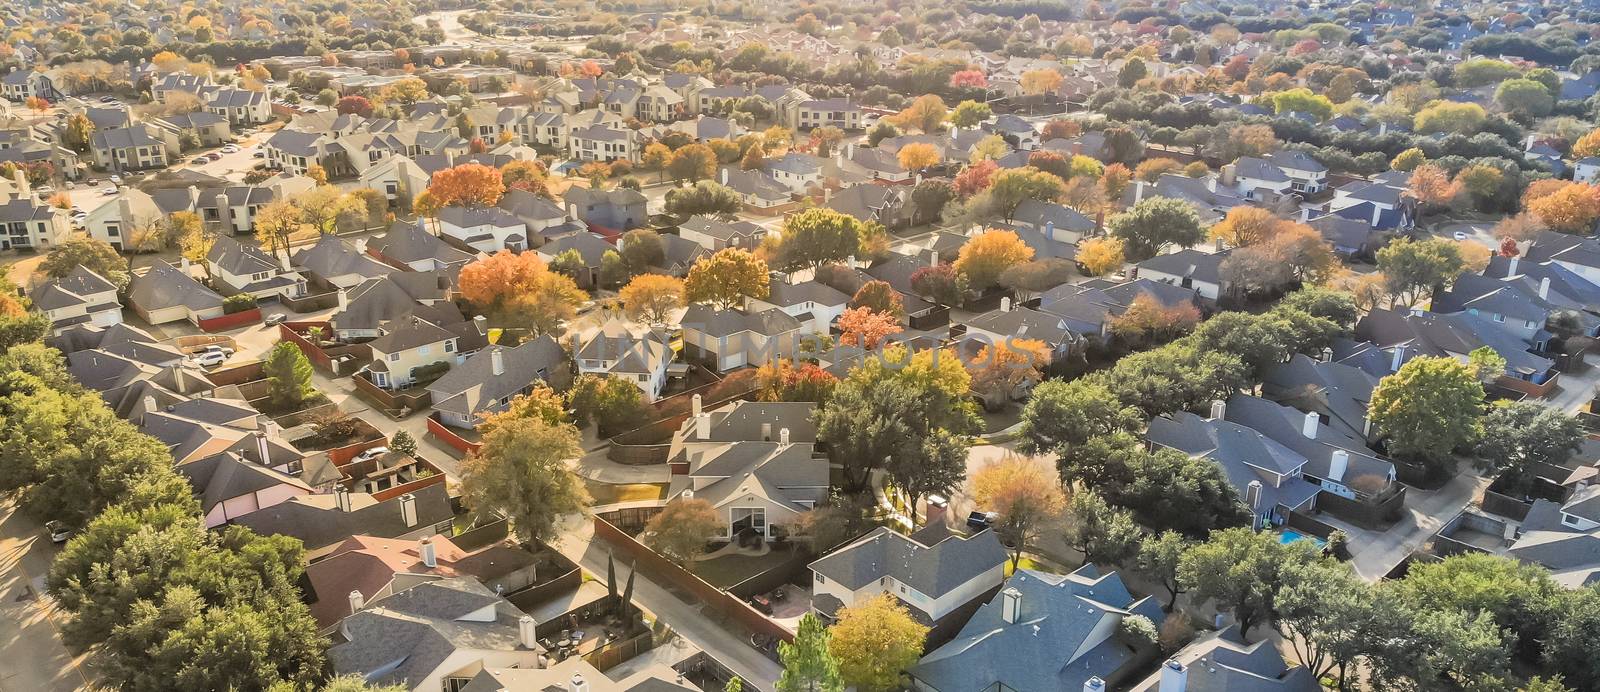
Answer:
[966, 511, 998, 530]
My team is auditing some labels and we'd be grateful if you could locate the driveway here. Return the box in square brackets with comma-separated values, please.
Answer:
[0, 500, 95, 692]
[1327, 469, 1492, 581]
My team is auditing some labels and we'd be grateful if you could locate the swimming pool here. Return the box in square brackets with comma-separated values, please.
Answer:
[1279, 529, 1327, 548]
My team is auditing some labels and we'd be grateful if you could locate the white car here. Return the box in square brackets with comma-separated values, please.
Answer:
[44, 520, 73, 543]
[221, 145, 239, 154]
[108, 174, 123, 185]
[1452, 231, 1468, 241]
[202, 344, 235, 357]
[193, 351, 227, 368]
[353, 446, 389, 463]
[100, 187, 118, 196]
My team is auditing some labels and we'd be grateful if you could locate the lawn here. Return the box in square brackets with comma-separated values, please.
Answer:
[585, 480, 668, 505]
[1004, 556, 1048, 577]
[693, 551, 797, 589]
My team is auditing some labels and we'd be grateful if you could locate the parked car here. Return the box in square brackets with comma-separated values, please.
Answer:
[193, 351, 227, 368]
[263, 313, 287, 326]
[100, 187, 118, 196]
[221, 144, 239, 154]
[353, 446, 389, 463]
[64, 180, 75, 189]
[98, 95, 118, 103]
[34, 185, 52, 195]
[252, 151, 266, 158]
[192, 158, 209, 165]
[44, 520, 73, 543]
[202, 344, 235, 357]
[1453, 231, 1468, 241]
[108, 175, 123, 185]
[966, 510, 999, 530]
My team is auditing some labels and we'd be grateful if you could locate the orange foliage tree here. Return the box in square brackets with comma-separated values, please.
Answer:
[897, 142, 941, 171]
[426, 163, 505, 208]
[967, 338, 1052, 405]
[1528, 182, 1600, 234]
[458, 251, 586, 334]
[1109, 293, 1201, 346]
[954, 229, 1035, 289]
[1209, 206, 1285, 248]
[838, 307, 903, 350]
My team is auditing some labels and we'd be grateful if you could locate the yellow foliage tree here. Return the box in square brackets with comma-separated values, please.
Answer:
[1077, 236, 1127, 276]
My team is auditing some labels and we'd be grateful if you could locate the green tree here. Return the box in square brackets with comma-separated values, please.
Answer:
[1106, 442, 1250, 537]
[1278, 286, 1359, 327]
[1178, 527, 1323, 641]
[1476, 401, 1582, 496]
[1108, 197, 1205, 260]
[1376, 237, 1464, 307]
[1117, 57, 1148, 87]
[1087, 341, 1249, 417]
[1495, 78, 1554, 119]
[1370, 355, 1484, 473]
[664, 180, 742, 220]
[777, 208, 865, 272]
[459, 416, 589, 544]
[828, 594, 927, 692]
[777, 613, 843, 692]
[949, 99, 993, 129]
[887, 429, 968, 527]
[1269, 87, 1334, 120]
[642, 498, 720, 569]
[987, 167, 1066, 221]
[1061, 490, 1141, 566]
[566, 374, 646, 436]
[1137, 531, 1194, 611]
[262, 341, 315, 409]
[1273, 557, 1380, 689]
[390, 430, 419, 457]
[1019, 379, 1142, 458]
[620, 229, 666, 271]
[817, 376, 975, 494]
[40, 237, 131, 289]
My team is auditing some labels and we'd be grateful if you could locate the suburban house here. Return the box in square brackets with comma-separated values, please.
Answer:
[126, 260, 226, 325]
[679, 440, 829, 541]
[330, 273, 456, 341]
[1260, 354, 1381, 444]
[826, 182, 906, 225]
[294, 235, 395, 289]
[1, 69, 62, 102]
[1147, 403, 1323, 529]
[1221, 394, 1398, 502]
[809, 525, 1007, 642]
[206, 235, 306, 300]
[678, 215, 766, 252]
[767, 152, 826, 193]
[358, 155, 431, 209]
[793, 98, 865, 130]
[368, 220, 478, 272]
[29, 266, 123, 332]
[304, 534, 540, 630]
[328, 577, 546, 690]
[569, 124, 641, 163]
[1506, 485, 1600, 588]
[427, 336, 566, 428]
[0, 196, 70, 251]
[910, 566, 1166, 692]
[959, 297, 1082, 365]
[718, 167, 794, 210]
[364, 315, 481, 390]
[204, 87, 272, 125]
[563, 186, 646, 233]
[235, 483, 455, 558]
[750, 280, 850, 335]
[680, 305, 804, 372]
[1230, 150, 1327, 197]
[89, 125, 172, 172]
[436, 205, 533, 253]
[1127, 626, 1322, 692]
[669, 399, 819, 465]
[176, 451, 318, 529]
[575, 320, 673, 401]
[497, 188, 573, 242]
[1352, 308, 1557, 387]
[153, 111, 232, 148]
[1123, 174, 1249, 226]
[1133, 249, 1227, 301]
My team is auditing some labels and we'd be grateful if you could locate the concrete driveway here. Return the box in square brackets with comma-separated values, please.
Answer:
[0, 500, 95, 692]
[1325, 469, 1493, 581]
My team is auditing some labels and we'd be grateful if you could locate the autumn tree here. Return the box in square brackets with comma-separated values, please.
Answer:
[954, 229, 1035, 289]
[619, 274, 685, 325]
[643, 498, 720, 569]
[1209, 206, 1284, 248]
[335, 95, 374, 116]
[1109, 293, 1201, 346]
[966, 339, 1050, 406]
[952, 159, 998, 197]
[461, 416, 589, 544]
[1041, 118, 1081, 140]
[910, 264, 967, 306]
[829, 595, 928, 692]
[986, 167, 1066, 220]
[459, 251, 587, 335]
[684, 248, 769, 309]
[1021, 68, 1063, 96]
[426, 163, 504, 207]
[838, 307, 902, 350]
[849, 280, 903, 318]
[253, 199, 302, 265]
[755, 359, 838, 404]
[896, 142, 940, 172]
[1528, 182, 1600, 234]
[972, 454, 1065, 568]
[1407, 164, 1462, 214]
[1574, 129, 1600, 159]
[949, 100, 993, 130]
[667, 143, 717, 181]
[890, 94, 948, 133]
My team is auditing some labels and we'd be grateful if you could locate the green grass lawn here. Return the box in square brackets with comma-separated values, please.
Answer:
[585, 480, 669, 505]
[1004, 556, 1045, 577]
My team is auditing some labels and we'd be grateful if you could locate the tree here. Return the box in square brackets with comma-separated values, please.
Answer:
[262, 342, 314, 409]
[335, 95, 374, 116]
[1062, 490, 1141, 566]
[1279, 287, 1359, 327]
[1019, 379, 1142, 457]
[986, 167, 1065, 220]
[949, 100, 993, 130]
[1209, 206, 1283, 248]
[1022, 68, 1064, 96]
[1371, 355, 1484, 473]
[998, 259, 1075, 298]
[664, 180, 742, 220]
[1575, 129, 1600, 159]
[1494, 78, 1554, 118]
[667, 143, 718, 181]
[566, 374, 646, 436]
[908, 179, 956, 227]
[641, 142, 672, 170]
[619, 229, 665, 272]
[1179, 527, 1323, 641]
[1087, 341, 1248, 418]
[1109, 293, 1201, 347]
[501, 160, 550, 196]
[62, 113, 94, 152]
[1528, 182, 1600, 234]
[838, 307, 902, 350]
[254, 200, 303, 264]
[755, 359, 838, 403]
[459, 251, 586, 335]
[295, 186, 363, 234]
[1117, 58, 1147, 88]
[778, 614, 843, 692]
[954, 229, 1034, 289]
[890, 94, 947, 133]
[460, 416, 588, 544]
[866, 121, 899, 148]
[643, 498, 720, 568]
[1391, 147, 1426, 172]
[966, 338, 1050, 406]
[1273, 557, 1380, 689]
[426, 163, 504, 207]
[1076, 237, 1126, 277]
[776, 208, 865, 271]
[1476, 401, 1583, 496]
[684, 248, 769, 309]
[849, 281, 903, 318]
[619, 274, 684, 325]
[953, 159, 999, 197]
[910, 264, 966, 306]
[1099, 441, 1250, 537]
[828, 594, 928, 692]
[1108, 197, 1205, 260]
[1377, 237, 1464, 307]
[896, 142, 940, 172]
[40, 237, 130, 289]
[1269, 88, 1333, 120]
[1414, 101, 1487, 135]
[817, 371, 975, 494]
[1406, 164, 1462, 213]
[972, 454, 1065, 568]
[1138, 531, 1194, 611]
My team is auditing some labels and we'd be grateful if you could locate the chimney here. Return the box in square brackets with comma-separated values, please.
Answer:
[399, 492, 418, 528]
[999, 587, 1021, 624]
[491, 347, 505, 376]
[695, 413, 710, 440]
[1000, 296, 1012, 312]
[1506, 256, 1519, 277]
[1209, 399, 1225, 421]
[117, 195, 134, 225]
[1134, 179, 1146, 203]
[1158, 659, 1188, 692]
[337, 289, 349, 310]
[691, 393, 702, 417]
[1390, 346, 1406, 373]
[779, 427, 790, 444]
[1299, 206, 1311, 223]
[179, 256, 191, 273]
[1328, 449, 1349, 483]
[348, 590, 365, 614]
[214, 193, 232, 233]
[1084, 678, 1107, 692]
[719, 167, 729, 185]
[760, 422, 772, 441]
[1245, 480, 1263, 513]
[11, 168, 26, 195]
[569, 674, 590, 692]
[1301, 411, 1319, 439]
[1320, 346, 1333, 362]
[142, 395, 159, 418]
[924, 494, 948, 527]
[519, 615, 539, 649]
[1539, 276, 1551, 300]
[335, 487, 353, 512]
[420, 537, 437, 567]
[255, 431, 272, 465]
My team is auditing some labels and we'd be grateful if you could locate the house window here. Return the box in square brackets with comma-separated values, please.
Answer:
[389, 353, 401, 362]
[444, 677, 473, 692]
[444, 340, 454, 353]
[816, 574, 826, 584]
[419, 346, 430, 357]
[1564, 513, 1581, 527]
[1493, 313, 1505, 323]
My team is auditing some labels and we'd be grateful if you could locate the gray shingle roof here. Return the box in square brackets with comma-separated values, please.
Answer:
[809, 526, 1007, 596]
[428, 335, 564, 417]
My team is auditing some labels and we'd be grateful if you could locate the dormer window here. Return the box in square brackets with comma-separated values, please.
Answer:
[1564, 513, 1581, 527]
